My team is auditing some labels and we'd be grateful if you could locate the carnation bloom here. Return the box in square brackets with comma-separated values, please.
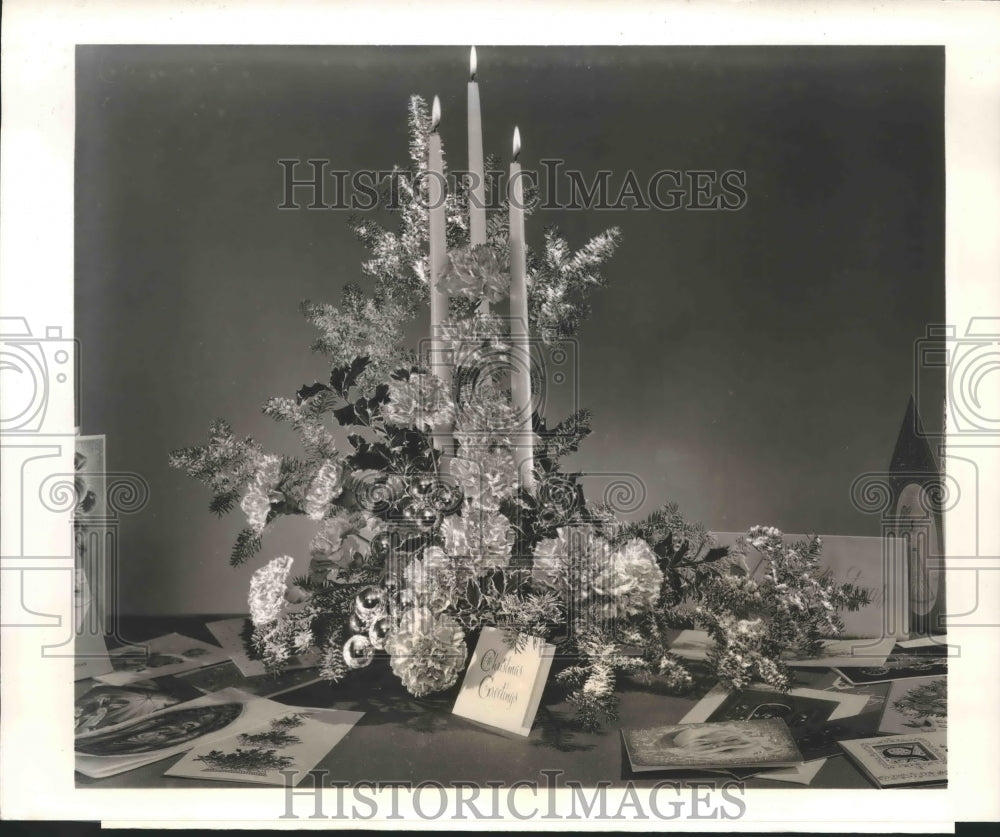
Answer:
[383, 374, 455, 431]
[248, 555, 294, 626]
[386, 607, 467, 697]
[441, 508, 514, 573]
[239, 454, 282, 534]
[308, 512, 378, 583]
[450, 450, 518, 512]
[531, 525, 608, 593]
[590, 538, 664, 618]
[439, 245, 508, 302]
[302, 460, 345, 520]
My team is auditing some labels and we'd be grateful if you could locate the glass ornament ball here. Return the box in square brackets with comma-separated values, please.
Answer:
[355, 586, 385, 617]
[347, 613, 365, 634]
[429, 483, 463, 513]
[370, 531, 394, 559]
[369, 616, 392, 651]
[415, 507, 442, 532]
[342, 634, 374, 669]
[408, 475, 437, 500]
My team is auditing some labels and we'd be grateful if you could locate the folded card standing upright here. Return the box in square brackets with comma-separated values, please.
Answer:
[452, 627, 555, 737]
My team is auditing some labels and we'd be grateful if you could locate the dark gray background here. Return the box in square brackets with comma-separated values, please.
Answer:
[76, 46, 944, 615]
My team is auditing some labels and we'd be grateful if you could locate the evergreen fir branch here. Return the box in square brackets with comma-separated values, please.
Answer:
[209, 490, 239, 518]
[528, 226, 622, 342]
[168, 419, 264, 499]
[231, 527, 263, 567]
[536, 409, 593, 467]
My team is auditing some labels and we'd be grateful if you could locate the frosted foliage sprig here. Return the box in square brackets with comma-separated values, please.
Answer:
[300, 288, 414, 395]
[349, 95, 469, 315]
[529, 226, 621, 343]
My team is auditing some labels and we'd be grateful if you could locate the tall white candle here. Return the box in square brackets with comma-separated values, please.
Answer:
[427, 95, 453, 453]
[508, 127, 534, 490]
[467, 47, 488, 315]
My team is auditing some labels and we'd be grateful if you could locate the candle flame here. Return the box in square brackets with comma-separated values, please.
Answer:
[470, 46, 477, 80]
[431, 95, 441, 131]
[512, 126, 521, 161]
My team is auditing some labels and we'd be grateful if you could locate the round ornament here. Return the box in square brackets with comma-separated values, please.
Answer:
[369, 616, 392, 650]
[415, 506, 442, 532]
[370, 531, 395, 560]
[408, 475, 437, 500]
[342, 634, 374, 669]
[355, 586, 385, 617]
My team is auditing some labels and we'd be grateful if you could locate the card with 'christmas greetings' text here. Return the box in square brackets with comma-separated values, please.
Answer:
[452, 627, 555, 737]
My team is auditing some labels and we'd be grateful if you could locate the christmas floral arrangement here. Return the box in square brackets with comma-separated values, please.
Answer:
[170, 93, 867, 730]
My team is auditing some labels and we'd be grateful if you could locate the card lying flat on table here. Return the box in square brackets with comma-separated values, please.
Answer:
[75, 688, 298, 778]
[95, 632, 230, 686]
[176, 659, 325, 699]
[623, 719, 803, 774]
[833, 645, 948, 685]
[165, 706, 363, 785]
[668, 630, 895, 668]
[75, 675, 204, 736]
[839, 733, 947, 787]
[681, 683, 869, 763]
[878, 675, 947, 735]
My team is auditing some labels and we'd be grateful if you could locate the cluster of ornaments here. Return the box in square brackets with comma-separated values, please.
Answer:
[399, 474, 463, 532]
[342, 585, 391, 669]
[340, 475, 464, 670]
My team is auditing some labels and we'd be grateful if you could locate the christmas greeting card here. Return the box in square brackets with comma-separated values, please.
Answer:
[452, 627, 555, 737]
[164, 706, 363, 785]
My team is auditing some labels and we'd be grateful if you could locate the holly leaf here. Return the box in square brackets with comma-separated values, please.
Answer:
[296, 382, 330, 404]
[368, 383, 391, 411]
[330, 356, 371, 395]
[354, 397, 370, 425]
[332, 402, 357, 426]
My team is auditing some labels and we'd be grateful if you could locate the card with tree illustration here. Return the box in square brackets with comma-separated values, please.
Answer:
[878, 675, 947, 734]
[164, 707, 363, 785]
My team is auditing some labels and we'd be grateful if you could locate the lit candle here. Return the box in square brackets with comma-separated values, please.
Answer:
[467, 47, 488, 315]
[508, 126, 534, 490]
[427, 95, 453, 453]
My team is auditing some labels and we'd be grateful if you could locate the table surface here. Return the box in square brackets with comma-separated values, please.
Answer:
[74, 616, 928, 791]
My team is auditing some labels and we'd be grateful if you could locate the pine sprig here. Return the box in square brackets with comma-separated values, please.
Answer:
[231, 527, 263, 568]
[528, 226, 622, 342]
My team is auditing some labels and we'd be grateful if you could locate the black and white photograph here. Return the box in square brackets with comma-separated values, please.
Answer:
[1, 0, 999, 830]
